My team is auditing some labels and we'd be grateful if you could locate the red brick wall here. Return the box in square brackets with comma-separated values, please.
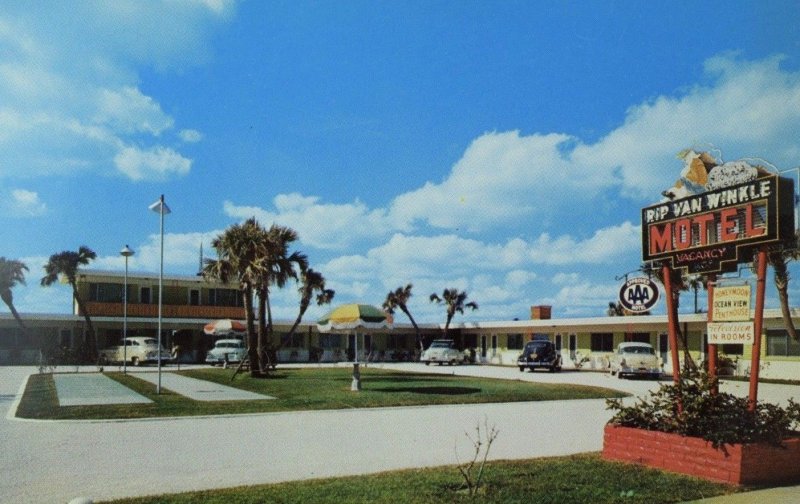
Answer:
[603, 425, 800, 485]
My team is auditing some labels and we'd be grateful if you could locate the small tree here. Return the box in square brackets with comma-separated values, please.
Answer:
[41, 246, 98, 361]
[383, 284, 423, 354]
[455, 418, 499, 497]
[430, 288, 478, 339]
[282, 268, 335, 349]
[0, 257, 28, 363]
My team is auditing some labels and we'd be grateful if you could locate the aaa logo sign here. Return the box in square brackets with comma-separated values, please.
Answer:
[619, 277, 659, 313]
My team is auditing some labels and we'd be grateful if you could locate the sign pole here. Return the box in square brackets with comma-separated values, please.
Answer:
[706, 274, 718, 395]
[748, 246, 768, 411]
[662, 262, 682, 385]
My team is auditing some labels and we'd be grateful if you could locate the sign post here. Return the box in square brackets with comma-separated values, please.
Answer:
[749, 247, 768, 411]
[706, 274, 717, 394]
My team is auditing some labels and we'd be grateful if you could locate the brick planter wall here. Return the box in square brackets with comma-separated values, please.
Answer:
[603, 424, 800, 485]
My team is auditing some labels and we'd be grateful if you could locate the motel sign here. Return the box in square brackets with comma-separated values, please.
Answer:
[642, 174, 795, 274]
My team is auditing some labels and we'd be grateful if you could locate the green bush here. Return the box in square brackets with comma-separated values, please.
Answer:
[606, 371, 800, 448]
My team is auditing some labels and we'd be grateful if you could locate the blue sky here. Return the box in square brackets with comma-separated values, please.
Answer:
[2, 1, 800, 324]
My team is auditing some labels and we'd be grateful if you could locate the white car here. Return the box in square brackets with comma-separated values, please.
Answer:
[205, 339, 247, 365]
[421, 339, 465, 365]
[99, 337, 172, 366]
[610, 342, 661, 379]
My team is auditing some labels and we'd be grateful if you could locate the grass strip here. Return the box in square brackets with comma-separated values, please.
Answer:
[101, 453, 737, 503]
[16, 366, 627, 420]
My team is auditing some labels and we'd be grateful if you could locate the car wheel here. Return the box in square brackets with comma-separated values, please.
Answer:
[549, 366, 556, 372]
[519, 367, 524, 372]
[131, 356, 140, 367]
[424, 361, 430, 366]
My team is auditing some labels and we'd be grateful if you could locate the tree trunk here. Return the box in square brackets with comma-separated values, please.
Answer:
[257, 287, 268, 374]
[243, 288, 261, 378]
[282, 298, 310, 349]
[1, 294, 25, 364]
[71, 283, 97, 362]
[400, 305, 423, 354]
[772, 257, 799, 342]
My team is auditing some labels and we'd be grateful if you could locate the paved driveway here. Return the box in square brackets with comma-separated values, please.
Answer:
[1, 364, 797, 503]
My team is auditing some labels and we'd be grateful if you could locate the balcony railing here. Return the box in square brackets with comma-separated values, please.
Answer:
[82, 302, 245, 320]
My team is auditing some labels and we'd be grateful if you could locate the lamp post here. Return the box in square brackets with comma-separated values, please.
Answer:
[149, 195, 171, 394]
[120, 245, 134, 374]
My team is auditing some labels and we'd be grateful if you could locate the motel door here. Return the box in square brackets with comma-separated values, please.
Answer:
[481, 335, 487, 359]
[658, 333, 669, 367]
[569, 334, 577, 361]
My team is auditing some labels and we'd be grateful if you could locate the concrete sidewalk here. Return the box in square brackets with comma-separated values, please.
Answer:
[53, 373, 152, 406]
[131, 371, 274, 401]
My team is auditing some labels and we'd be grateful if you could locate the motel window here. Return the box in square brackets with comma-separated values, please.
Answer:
[766, 329, 800, 357]
[208, 288, 243, 307]
[628, 332, 650, 344]
[463, 334, 478, 349]
[88, 282, 125, 303]
[278, 331, 304, 348]
[141, 287, 151, 304]
[507, 334, 523, 350]
[590, 333, 614, 352]
[319, 334, 342, 349]
[722, 344, 743, 356]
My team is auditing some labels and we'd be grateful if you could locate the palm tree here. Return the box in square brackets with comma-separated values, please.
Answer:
[282, 268, 335, 348]
[606, 301, 625, 316]
[429, 288, 478, 339]
[763, 237, 800, 342]
[0, 258, 28, 362]
[384, 284, 424, 353]
[41, 246, 98, 360]
[254, 224, 308, 370]
[204, 219, 262, 376]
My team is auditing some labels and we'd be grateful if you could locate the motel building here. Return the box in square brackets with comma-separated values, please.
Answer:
[2, 269, 800, 381]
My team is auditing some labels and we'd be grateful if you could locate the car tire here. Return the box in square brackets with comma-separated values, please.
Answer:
[131, 356, 140, 366]
[519, 367, 524, 372]
[424, 362, 430, 366]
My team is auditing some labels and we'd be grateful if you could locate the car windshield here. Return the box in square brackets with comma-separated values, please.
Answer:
[525, 342, 550, 351]
[622, 346, 655, 355]
[142, 339, 158, 346]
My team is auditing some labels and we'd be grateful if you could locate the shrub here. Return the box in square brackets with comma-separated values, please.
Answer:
[606, 370, 800, 448]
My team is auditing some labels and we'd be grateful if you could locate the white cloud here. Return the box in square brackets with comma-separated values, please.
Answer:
[94, 86, 174, 136]
[7, 189, 46, 217]
[179, 129, 204, 143]
[114, 146, 192, 181]
[223, 195, 391, 250]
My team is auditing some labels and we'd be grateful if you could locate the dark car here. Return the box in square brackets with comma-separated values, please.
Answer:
[517, 340, 562, 372]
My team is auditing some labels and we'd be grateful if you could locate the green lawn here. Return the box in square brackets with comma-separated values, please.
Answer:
[16, 366, 627, 420]
[102, 453, 737, 504]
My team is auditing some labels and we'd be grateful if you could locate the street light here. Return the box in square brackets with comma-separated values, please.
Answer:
[149, 195, 170, 394]
[120, 245, 134, 374]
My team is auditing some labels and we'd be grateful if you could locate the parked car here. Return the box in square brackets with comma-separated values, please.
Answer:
[610, 342, 661, 379]
[517, 340, 562, 372]
[99, 337, 172, 366]
[421, 339, 465, 365]
[205, 339, 247, 365]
